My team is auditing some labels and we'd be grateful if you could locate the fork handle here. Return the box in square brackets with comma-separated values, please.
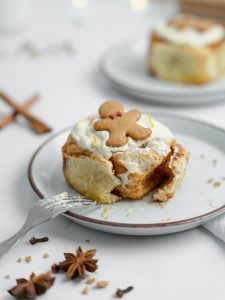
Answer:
[0, 212, 50, 258]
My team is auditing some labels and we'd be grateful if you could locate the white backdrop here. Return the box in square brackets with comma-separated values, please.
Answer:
[1, 0, 225, 299]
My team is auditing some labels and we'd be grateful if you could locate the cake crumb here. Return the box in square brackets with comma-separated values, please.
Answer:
[207, 178, 214, 183]
[159, 202, 165, 209]
[214, 181, 221, 187]
[101, 207, 109, 220]
[124, 207, 134, 217]
[167, 217, 172, 222]
[84, 239, 90, 243]
[210, 199, 214, 207]
[86, 277, 95, 284]
[82, 286, 89, 295]
[88, 116, 94, 123]
[4, 274, 10, 279]
[96, 281, 109, 288]
[43, 253, 50, 259]
[206, 198, 214, 207]
[25, 256, 32, 263]
[152, 201, 165, 208]
[17, 257, 22, 263]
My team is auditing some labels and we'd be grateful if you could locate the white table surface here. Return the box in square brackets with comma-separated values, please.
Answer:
[1, 0, 225, 299]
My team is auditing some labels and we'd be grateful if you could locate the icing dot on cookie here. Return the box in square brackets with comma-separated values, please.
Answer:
[109, 111, 123, 120]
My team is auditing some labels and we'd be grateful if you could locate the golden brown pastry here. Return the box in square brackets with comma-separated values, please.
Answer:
[148, 15, 225, 84]
[62, 101, 188, 204]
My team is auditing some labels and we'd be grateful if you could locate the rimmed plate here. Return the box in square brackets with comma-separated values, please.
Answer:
[100, 37, 225, 105]
[28, 113, 225, 235]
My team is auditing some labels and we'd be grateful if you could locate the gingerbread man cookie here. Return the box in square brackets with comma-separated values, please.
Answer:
[94, 101, 151, 147]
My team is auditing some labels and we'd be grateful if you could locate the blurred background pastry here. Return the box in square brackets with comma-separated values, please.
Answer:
[148, 14, 225, 84]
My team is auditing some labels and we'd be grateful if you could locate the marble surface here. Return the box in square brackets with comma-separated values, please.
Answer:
[1, 0, 225, 299]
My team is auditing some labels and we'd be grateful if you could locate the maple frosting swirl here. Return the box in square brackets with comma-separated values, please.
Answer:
[71, 114, 174, 159]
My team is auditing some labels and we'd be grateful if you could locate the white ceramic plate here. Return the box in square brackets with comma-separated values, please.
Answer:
[28, 113, 225, 235]
[100, 37, 225, 105]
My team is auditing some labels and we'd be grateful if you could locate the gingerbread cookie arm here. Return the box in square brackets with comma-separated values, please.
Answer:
[94, 119, 110, 131]
[127, 124, 151, 141]
[125, 109, 142, 122]
[94, 119, 127, 147]
[125, 110, 151, 141]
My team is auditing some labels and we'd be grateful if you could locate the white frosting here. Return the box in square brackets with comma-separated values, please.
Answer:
[119, 139, 171, 172]
[71, 114, 174, 160]
[155, 20, 225, 47]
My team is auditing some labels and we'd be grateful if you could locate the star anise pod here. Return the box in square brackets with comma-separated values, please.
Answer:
[8, 272, 55, 299]
[54, 246, 98, 279]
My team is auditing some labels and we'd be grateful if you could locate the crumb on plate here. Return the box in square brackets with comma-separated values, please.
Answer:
[43, 253, 50, 259]
[86, 278, 95, 284]
[25, 256, 32, 263]
[96, 281, 109, 288]
[82, 286, 89, 295]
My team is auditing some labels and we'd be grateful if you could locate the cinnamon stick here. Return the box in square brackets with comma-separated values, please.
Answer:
[0, 94, 39, 129]
[0, 91, 52, 134]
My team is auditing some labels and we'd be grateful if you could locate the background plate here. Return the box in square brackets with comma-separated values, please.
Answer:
[28, 113, 225, 235]
[101, 38, 225, 105]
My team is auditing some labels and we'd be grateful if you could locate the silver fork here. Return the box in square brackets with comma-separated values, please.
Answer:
[0, 192, 98, 258]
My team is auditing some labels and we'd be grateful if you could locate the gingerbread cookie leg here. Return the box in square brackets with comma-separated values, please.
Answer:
[107, 130, 127, 147]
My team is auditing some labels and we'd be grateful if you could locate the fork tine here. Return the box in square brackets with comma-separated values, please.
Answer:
[66, 195, 87, 199]
[41, 196, 94, 203]
[40, 199, 96, 208]
[38, 193, 99, 212]
[0, 192, 101, 259]
[43, 194, 101, 212]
